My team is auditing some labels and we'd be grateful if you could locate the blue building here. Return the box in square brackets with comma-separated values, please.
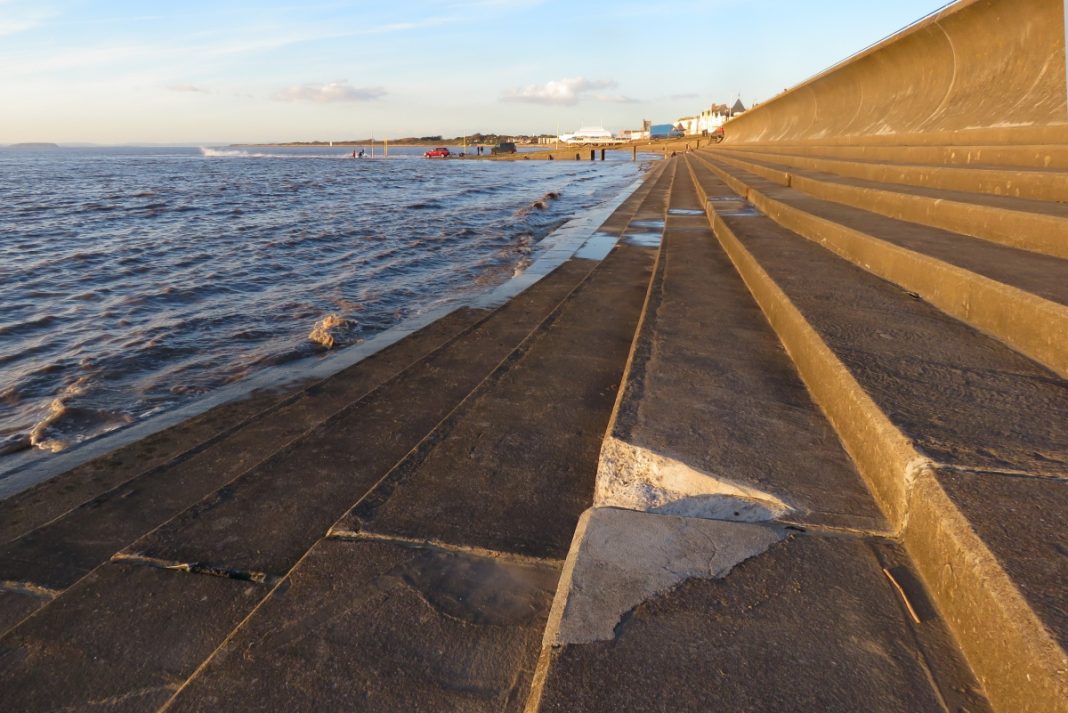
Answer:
[650, 123, 684, 139]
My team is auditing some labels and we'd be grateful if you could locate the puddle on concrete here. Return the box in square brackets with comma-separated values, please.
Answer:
[622, 232, 662, 247]
[575, 233, 619, 260]
[629, 219, 665, 229]
[395, 547, 557, 627]
[709, 198, 761, 218]
[718, 208, 762, 218]
[668, 208, 705, 216]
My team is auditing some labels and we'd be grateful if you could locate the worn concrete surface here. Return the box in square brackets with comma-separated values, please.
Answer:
[0, 562, 265, 712]
[0, 588, 50, 636]
[688, 160, 1068, 478]
[0, 388, 287, 546]
[344, 243, 657, 560]
[707, 155, 1068, 307]
[695, 153, 1068, 378]
[164, 538, 558, 713]
[688, 155, 1068, 712]
[598, 163, 888, 531]
[125, 261, 597, 579]
[544, 508, 784, 646]
[711, 151, 1068, 259]
[0, 307, 488, 591]
[534, 530, 991, 713]
[714, 146, 1068, 202]
[0, 166, 664, 711]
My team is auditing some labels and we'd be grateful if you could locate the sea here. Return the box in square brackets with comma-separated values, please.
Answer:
[0, 144, 650, 483]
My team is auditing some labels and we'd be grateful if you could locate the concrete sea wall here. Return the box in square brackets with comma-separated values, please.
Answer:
[725, 0, 1068, 145]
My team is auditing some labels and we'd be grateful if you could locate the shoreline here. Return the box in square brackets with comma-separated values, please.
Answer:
[0, 173, 647, 500]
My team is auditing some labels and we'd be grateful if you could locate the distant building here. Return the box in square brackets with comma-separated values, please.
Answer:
[730, 98, 747, 116]
[650, 124, 684, 139]
[674, 115, 700, 136]
[559, 126, 615, 145]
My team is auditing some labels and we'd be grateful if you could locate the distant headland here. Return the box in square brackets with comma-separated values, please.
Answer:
[6, 142, 60, 149]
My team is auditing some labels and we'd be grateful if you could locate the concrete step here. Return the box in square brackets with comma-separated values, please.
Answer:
[688, 153, 1068, 378]
[0, 306, 488, 625]
[0, 167, 668, 712]
[526, 159, 990, 712]
[130, 169, 671, 712]
[715, 145, 1068, 203]
[703, 149, 1068, 259]
[530, 508, 991, 713]
[718, 142, 1068, 171]
[595, 160, 886, 532]
[687, 157, 1068, 713]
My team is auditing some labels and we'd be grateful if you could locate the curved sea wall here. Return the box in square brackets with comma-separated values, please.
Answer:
[725, 0, 1068, 145]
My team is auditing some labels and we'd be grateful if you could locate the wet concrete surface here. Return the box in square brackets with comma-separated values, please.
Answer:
[0, 561, 265, 713]
[0, 165, 665, 711]
[165, 539, 559, 713]
[535, 531, 991, 713]
[345, 243, 657, 560]
[0, 308, 488, 591]
[127, 261, 598, 578]
[0, 389, 287, 546]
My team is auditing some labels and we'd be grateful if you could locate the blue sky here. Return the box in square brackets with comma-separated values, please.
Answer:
[1, 0, 952, 144]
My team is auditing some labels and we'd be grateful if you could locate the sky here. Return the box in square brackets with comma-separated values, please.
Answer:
[0, 0, 954, 144]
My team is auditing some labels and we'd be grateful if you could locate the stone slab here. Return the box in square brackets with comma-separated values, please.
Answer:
[600, 167, 886, 531]
[129, 261, 597, 577]
[0, 561, 264, 712]
[0, 308, 488, 591]
[347, 243, 657, 560]
[166, 538, 559, 713]
[534, 528, 991, 713]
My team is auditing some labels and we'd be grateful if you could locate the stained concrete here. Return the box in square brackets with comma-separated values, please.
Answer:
[545, 508, 784, 646]
[924, 467, 1068, 651]
[534, 532, 991, 713]
[165, 538, 558, 713]
[0, 561, 264, 712]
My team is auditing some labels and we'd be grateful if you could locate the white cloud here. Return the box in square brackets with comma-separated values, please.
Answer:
[0, 1, 57, 37]
[502, 77, 624, 106]
[167, 83, 209, 94]
[273, 80, 386, 103]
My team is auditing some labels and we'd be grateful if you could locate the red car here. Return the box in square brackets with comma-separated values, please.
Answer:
[424, 147, 450, 158]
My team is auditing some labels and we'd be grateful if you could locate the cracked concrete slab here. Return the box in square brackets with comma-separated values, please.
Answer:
[597, 438, 792, 521]
[544, 507, 785, 646]
[0, 561, 265, 713]
[597, 167, 888, 532]
[533, 529, 991, 713]
[166, 538, 560, 713]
